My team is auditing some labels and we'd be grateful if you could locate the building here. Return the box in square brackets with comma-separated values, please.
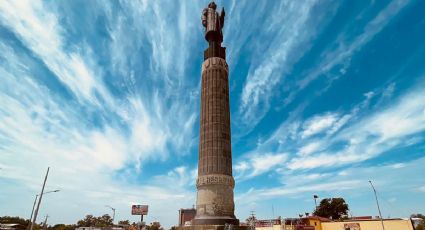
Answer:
[254, 216, 415, 230]
[76, 227, 124, 230]
[255, 219, 282, 227]
[321, 218, 414, 230]
[179, 209, 196, 226]
[256, 218, 316, 230]
[0, 224, 26, 230]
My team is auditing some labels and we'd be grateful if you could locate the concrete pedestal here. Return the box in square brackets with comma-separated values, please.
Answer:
[177, 225, 248, 230]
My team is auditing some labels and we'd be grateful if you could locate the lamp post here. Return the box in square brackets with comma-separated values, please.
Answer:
[106, 205, 116, 225]
[42, 215, 49, 230]
[27, 190, 60, 230]
[30, 167, 50, 230]
[369, 180, 385, 230]
[313, 195, 319, 212]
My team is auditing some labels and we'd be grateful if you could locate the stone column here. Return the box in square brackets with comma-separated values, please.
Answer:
[193, 2, 239, 226]
[193, 57, 238, 225]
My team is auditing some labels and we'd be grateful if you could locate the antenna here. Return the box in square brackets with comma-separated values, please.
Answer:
[249, 211, 256, 230]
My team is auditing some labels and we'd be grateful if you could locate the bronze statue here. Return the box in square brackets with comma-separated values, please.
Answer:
[201, 1, 225, 43]
[200, 2, 226, 61]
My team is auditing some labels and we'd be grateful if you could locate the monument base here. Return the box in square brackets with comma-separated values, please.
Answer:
[192, 216, 239, 226]
[177, 225, 248, 230]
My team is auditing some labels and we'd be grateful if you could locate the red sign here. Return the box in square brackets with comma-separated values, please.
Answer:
[132, 205, 148, 215]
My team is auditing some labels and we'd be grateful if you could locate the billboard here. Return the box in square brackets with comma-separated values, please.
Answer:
[132, 205, 148, 215]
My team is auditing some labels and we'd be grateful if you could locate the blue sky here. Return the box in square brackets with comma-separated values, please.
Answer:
[1, 0, 425, 228]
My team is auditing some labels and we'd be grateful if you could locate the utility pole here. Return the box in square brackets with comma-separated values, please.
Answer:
[31, 167, 50, 230]
[369, 180, 385, 230]
[249, 211, 256, 230]
[42, 215, 49, 230]
[27, 195, 38, 230]
[27, 190, 59, 230]
[270, 205, 275, 228]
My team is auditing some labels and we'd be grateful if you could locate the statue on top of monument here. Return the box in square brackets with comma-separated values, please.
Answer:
[201, 1, 225, 43]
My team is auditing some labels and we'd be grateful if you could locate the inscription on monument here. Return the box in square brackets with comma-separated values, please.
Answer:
[196, 174, 235, 188]
[202, 57, 229, 73]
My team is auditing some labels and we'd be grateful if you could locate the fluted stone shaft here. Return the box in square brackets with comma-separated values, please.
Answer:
[199, 57, 232, 177]
[193, 57, 238, 225]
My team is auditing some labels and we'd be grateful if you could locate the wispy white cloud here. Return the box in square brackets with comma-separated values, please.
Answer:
[301, 113, 339, 138]
[237, 76, 423, 173]
[106, 0, 203, 88]
[287, 0, 409, 105]
[288, 80, 425, 170]
[298, 142, 322, 157]
[0, 0, 112, 106]
[237, 0, 339, 129]
[1, 0, 424, 227]
[236, 157, 425, 215]
[0, 1, 199, 226]
[236, 180, 362, 205]
[235, 153, 288, 180]
[390, 163, 406, 169]
[152, 166, 197, 189]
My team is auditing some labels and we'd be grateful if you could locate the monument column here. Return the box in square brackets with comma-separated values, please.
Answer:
[193, 2, 239, 226]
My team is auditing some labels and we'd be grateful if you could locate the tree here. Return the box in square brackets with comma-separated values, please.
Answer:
[0, 216, 38, 230]
[411, 214, 425, 230]
[245, 214, 257, 230]
[245, 215, 257, 224]
[0, 216, 30, 226]
[118, 220, 130, 225]
[48, 224, 75, 230]
[76, 214, 113, 227]
[313, 198, 349, 220]
[97, 214, 113, 227]
[146, 222, 163, 230]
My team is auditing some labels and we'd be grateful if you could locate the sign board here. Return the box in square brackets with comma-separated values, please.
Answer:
[343, 223, 361, 230]
[132, 205, 148, 215]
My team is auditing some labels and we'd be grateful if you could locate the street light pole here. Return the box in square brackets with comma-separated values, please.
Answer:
[42, 215, 49, 230]
[313, 195, 319, 213]
[369, 180, 385, 230]
[106, 205, 116, 225]
[27, 189, 60, 230]
[30, 167, 50, 230]
[27, 195, 38, 230]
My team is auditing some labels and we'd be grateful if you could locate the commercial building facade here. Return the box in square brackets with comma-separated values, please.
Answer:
[179, 208, 196, 226]
[254, 217, 415, 230]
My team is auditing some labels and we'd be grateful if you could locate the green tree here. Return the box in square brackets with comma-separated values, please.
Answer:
[76, 214, 113, 227]
[146, 222, 163, 230]
[77, 215, 95, 227]
[0, 216, 43, 230]
[313, 198, 349, 220]
[0, 216, 29, 225]
[411, 214, 425, 230]
[97, 214, 113, 227]
[245, 214, 257, 228]
[118, 220, 130, 225]
[48, 224, 75, 230]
